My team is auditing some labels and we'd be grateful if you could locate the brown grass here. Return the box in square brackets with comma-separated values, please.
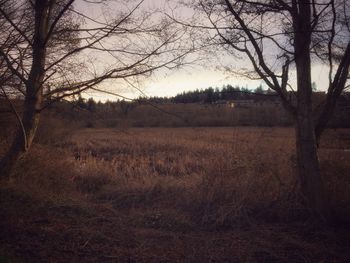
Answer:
[1, 127, 350, 262]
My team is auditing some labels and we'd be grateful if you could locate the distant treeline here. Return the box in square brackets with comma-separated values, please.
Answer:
[73, 84, 278, 113]
[1, 84, 349, 132]
[139, 84, 277, 104]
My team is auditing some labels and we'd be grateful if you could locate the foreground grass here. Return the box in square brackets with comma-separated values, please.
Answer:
[1, 127, 350, 262]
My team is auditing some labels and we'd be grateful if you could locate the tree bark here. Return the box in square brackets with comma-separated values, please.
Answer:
[295, 116, 327, 215]
[0, 93, 42, 178]
[292, 0, 328, 217]
[295, 86, 327, 215]
[0, 0, 49, 179]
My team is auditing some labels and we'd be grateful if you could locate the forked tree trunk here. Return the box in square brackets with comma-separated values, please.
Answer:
[293, 0, 328, 217]
[295, 74, 328, 216]
[294, 45, 327, 215]
[0, 0, 48, 179]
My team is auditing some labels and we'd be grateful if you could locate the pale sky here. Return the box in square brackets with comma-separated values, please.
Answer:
[83, 64, 331, 101]
[76, 0, 333, 102]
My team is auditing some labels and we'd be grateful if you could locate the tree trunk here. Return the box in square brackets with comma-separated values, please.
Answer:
[294, 64, 327, 215]
[0, 0, 49, 179]
[295, 114, 327, 215]
[0, 93, 42, 178]
[294, 48, 327, 215]
[293, 0, 328, 217]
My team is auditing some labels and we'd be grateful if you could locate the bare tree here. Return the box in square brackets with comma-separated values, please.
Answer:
[171, 0, 350, 215]
[0, 0, 191, 177]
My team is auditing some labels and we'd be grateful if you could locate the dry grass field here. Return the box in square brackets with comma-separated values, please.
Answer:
[1, 127, 350, 262]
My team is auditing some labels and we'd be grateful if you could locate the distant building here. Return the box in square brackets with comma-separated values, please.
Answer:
[232, 100, 255, 108]
[214, 100, 232, 107]
[214, 98, 283, 108]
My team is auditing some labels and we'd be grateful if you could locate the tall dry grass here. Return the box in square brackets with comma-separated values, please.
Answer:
[2, 126, 350, 262]
[54, 127, 350, 225]
[3, 127, 350, 221]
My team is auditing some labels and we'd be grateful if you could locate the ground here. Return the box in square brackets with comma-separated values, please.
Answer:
[1, 127, 350, 262]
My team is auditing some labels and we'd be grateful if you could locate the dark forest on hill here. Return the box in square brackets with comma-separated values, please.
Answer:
[137, 84, 278, 104]
[1, 85, 349, 131]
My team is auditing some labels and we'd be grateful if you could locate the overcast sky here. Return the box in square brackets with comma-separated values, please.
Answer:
[76, 0, 331, 101]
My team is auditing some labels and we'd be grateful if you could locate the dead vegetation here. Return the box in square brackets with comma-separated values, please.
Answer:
[1, 127, 350, 262]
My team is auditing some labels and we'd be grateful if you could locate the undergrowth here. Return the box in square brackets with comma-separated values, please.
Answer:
[1, 127, 350, 262]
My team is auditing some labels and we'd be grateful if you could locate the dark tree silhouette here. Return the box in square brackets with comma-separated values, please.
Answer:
[171, 0, 350, 216]
[0, 0, 190, 177]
